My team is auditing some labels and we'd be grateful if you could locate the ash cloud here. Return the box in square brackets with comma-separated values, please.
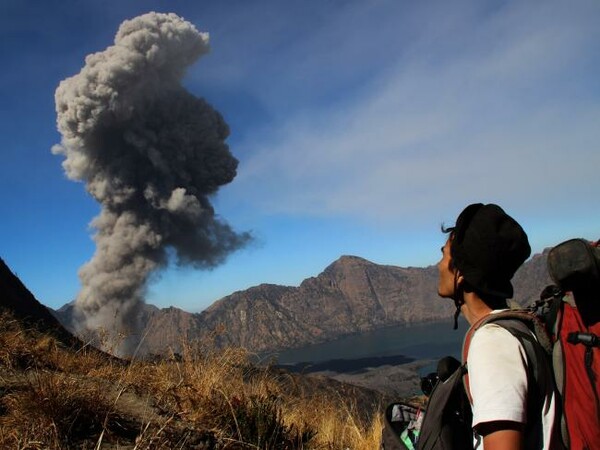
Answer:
[53, 12, 251, 354]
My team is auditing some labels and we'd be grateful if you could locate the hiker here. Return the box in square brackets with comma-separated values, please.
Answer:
[437, 203, 559, 449]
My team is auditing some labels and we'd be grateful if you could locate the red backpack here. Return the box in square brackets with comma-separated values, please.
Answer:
[463, 238, 600, 450]
[543, 239, 600, 449]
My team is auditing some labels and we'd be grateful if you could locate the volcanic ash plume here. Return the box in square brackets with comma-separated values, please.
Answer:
[53, 12, 250, 354]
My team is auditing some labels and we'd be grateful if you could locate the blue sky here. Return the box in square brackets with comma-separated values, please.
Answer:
[1, 0, 599, 312]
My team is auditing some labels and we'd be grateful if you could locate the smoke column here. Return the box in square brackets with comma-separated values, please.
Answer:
[53, 12, 250, 354]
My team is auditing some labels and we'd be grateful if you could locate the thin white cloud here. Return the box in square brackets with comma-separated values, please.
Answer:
[224, 0, 600, 225]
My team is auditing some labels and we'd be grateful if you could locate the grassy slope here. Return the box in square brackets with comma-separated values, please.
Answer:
[0, 312, 387, 449]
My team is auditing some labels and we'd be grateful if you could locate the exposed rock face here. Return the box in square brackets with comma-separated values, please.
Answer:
[197, 256, 452, 352]
[54, 251, 554, 355]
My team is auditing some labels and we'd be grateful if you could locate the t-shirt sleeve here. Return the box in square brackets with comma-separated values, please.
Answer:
[467, 323, 529, 428]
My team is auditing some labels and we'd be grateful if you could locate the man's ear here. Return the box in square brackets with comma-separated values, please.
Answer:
[456, 272, 464, 287]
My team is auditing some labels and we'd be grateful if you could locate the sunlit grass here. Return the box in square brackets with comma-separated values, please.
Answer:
[0, 312, 384, 449]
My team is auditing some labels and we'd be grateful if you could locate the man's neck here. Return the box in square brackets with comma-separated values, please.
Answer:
[461, 291, 494, 325]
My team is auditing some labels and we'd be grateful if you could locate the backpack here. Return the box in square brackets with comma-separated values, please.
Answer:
[415, 359, 472, 450]
[461, 238, 600, 449]
[381, 364, 473, 450]
[381, 314, 555, 449]
[382, 238, 600, 450]
[533, 238, 600, 449]
[461, 310, 560, 449]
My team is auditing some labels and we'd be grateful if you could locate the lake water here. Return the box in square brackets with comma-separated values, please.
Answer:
[268, 319, 469, 375]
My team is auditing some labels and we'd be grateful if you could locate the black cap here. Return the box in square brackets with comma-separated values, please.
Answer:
[451, 203, 531, 299]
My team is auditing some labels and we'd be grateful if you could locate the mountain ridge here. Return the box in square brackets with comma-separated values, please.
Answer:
[52, 250, 553, 356]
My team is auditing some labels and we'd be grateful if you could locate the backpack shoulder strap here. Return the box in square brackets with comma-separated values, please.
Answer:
[462, 310, 558, 449]
[462, 310, 552, 405]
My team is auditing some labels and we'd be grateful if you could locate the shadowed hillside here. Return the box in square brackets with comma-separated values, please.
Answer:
[0, 258, 80, 347]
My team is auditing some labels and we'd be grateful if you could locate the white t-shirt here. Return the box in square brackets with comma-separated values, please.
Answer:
[467, 319, 557, 449]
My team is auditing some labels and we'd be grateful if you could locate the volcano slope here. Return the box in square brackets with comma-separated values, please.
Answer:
[0, 257, 385, 449]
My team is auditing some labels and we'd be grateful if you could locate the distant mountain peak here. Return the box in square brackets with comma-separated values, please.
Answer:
[324, 255, 376, 272]
[337, 255, 373, 263]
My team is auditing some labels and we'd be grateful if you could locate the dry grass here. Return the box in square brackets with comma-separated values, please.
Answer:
[0, 313, 384, 449]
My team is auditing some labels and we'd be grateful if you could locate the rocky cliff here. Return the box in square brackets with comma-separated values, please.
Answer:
[197, 256, 452, 352]
[54, 251, 553, 355]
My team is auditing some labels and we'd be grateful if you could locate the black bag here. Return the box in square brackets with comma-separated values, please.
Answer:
[416, 363, 472, 450]
[381, 356, 472, 450]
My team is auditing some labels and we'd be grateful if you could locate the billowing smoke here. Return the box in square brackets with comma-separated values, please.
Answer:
[53, 12, 250, 354]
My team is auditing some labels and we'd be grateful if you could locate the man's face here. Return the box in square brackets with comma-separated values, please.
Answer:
[437, 238, 457, 298]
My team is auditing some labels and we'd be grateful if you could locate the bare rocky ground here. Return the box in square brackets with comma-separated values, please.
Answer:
[307, 359, 433, 400]
[274, 352, 436, 400]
